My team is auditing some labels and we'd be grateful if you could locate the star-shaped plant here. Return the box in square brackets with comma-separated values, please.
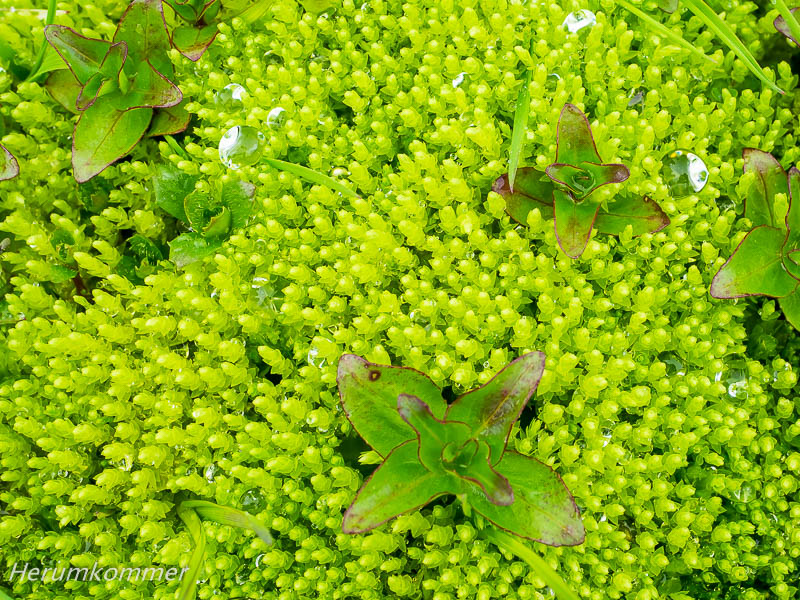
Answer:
[710, 149, 800, 330]
[495, 103, 669, 259]
[0, 144, 18, 181]
[44, 0, 190, 182]
[337, 352, 584, 546]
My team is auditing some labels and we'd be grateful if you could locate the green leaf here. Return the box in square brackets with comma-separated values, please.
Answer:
[168, 233, 222, 268]
[76, 72, 106, 111]
[50, 264, 77, 283]
[113, 60, 182, 110]
[25, 0, 59, 82]
[397, 393, 471, 472]
[128, 234, 163, 262]
[554, 103, 602, 166]
[786, 167, 800, 250]
[773, 1, 800, 46]
[710, 225, 798, 298]
[26, 45, 69, 82]
[545, 161, 629, 200]
[164, 0, 203, 21]
[495, 168, 555, 223]
[202, 206, 231, 239]
[337, 354, 447, 457]
[147, 100, 191, 137]
[743, 148, 787, 228]
[508, 73, 531, 192]
[784, 252, 800, 280]
[181, 500, 272, 545]
[657, 0, 679, 13]
[172, 23, 218, 62]
[71, 102, 153, 182]
[342, 440, 456, 534]
[44, 24, 110, 85]
[594, 195, 670, 236]
[262, 158, 359, 199]
[0, 143, 19, 181]
[184, 190, 214, 230]
[446, 352, 545, 464]
[46, 69, 82, 114]
[778, 289, 800, 330]
[113, 0, 173, 77]
[553, 188, 599, 259]
[177, 504, 206, 600]
[153, 163, 197, 221]
[222, 179, 256, 229]
[468, 450, 584, 546]
[447, 440, 514, 506]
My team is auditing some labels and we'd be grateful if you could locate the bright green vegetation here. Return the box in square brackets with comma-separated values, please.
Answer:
[1, 1, 800, 600]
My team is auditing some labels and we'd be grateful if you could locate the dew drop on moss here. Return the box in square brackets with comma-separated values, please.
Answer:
[219, 126, 266, 169]
[661, 149, 708, 197]
[215, 83, 246, 111]
[241, 489, 266, 513]
[562, 9, 596, 34]
[452, 72, 468, 88]
[267, 107, 287, 130]
[205, 463, 219, 483]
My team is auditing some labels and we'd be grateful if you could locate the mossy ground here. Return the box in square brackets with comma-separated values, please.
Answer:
[1, 0, 800, 598]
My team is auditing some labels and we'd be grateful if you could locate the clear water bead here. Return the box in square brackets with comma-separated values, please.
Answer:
[218, 126, 265, 169]
[267, 107, 287, 129]
[562, 9, 596, 34]
[452, 72, 468, 88]
[214, 83, 246, 111]
[661, 149, 708, 197]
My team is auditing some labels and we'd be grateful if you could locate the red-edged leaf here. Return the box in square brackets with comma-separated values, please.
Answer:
[148, 101, 191, 137]
[494, 168, 554, 223]
[163, 0, 202, 21]
[114, 0, 173, 77]
[44, 24, 110, 85]
[742, 148, 787, 228]
[545, 161, 629, 199]
[448, 440, 514, 506]
[553, 188, 599, 259]
[445, 352, 546, 465]
[397, 394, 471, 472]
[72, 102, 153, 182]
[710, 225, 798, 298]
[337, 355, 447, 457]
[775, 7, 800, 45]
[785, 252, 800, 280]
[112, 60, 182, 110]
[779, 289, 800, 330]
[342, 440, 457, 534]
[786, 166, 800, 250]
[172, 23, 218, 61]
[0, 144, 19, 181]
[76, 73, 106, 111]
[468, 450, 585, 546]
[46, 69, 82, 114]
[554, 103, 602, 166]
[594, 195, 670, 236]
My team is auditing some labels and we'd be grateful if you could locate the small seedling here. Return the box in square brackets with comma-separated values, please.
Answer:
[495, 103, 669, 258]
[710, 148, 800, 330]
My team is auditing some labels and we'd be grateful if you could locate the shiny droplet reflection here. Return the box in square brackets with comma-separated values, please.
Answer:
[452, 72, 468, 88]
[661, 149, 708, 197]
[562, 9, 596, 34]
[267, 107, 287, 130]
[218, 125, 266, 169]
[214, 83, 246, 111]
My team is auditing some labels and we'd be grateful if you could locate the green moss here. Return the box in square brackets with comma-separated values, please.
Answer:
[1, 0, 800, 599]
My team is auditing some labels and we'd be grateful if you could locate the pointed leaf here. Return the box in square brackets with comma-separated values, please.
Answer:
[176, 505, 206, 600]
[784, 252, 800, 280]
[46, 69, 82, 114]
[774, 3, 800, 46]
[786, 167, 800, 250]
[222, 179, 256, 229]
[469, 450, 584, 546]
[148, 100, 191, 137]
[710, 225, 798, 298]
[44, 24, 109, 85]
[448, 440, 514, 506]
[181, 500, 272, 545]
[553, 188, 599, 259]
[554, 103, 602, 166]
[494, 168, 554, 224]
[172, 23, 218, 62]
[594, 195, 670, 236]
[185, 189, 215, 230]
[113, 60, 182, 110]
[72, 102, 153, 182]
[545, 161, 629, 199]
[76, 72, 106, 111]
[99, 41, 127, 80]
[0, 144, 19, 181]
[779, 289, 800, 330]
[262, 158, 359, 199]
[27, 45, 72, 81]
[168, 232, 221, 268]
[202, 206, 231, 239]
[114, 0, 173, 77]
[153, 163, 198, 221]
[337, 354, 447, 457]
[508, 74, 531, 192]
[743, 148, 786, 228]
[445, 352, 545, 464]
[164, 0, 202, 21]
[342, 440, 457, 534]
[397, 393, 471, 472]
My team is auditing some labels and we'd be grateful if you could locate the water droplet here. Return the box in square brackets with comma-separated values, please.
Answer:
[545, 72, 561, 92]
[214, 83, 246, 111]
[218, 126, 265, 169]
[661, 149, 708, 197]
[726, 370, 748, 399]
[241, 489, 266, 513]
[205, 463, 219, 483]
[663, 358, 685, 376]
[255, 553, 266, 568]
[264, 50, 283, 66]
[715, 196, 735, 213]
[310, 53, 331, 71]
[562, 9, 596, 34]
[733, 483, 754, 503]
[307, 346, 326, 368]
[452, 72, 468, 88]
[267, 107, 287, 130]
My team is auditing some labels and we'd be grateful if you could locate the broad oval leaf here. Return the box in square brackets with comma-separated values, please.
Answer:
[185, 190, 216, 230]
[445, 351, 545, 464]
[468, 450, 584, 546]
[786, 166, 800, 250]
[742, 148, 787, 228]
[44, 24, 110, 85]
[72, 102, 153, 182]
[778, 289, 800, 330]
[172, 23, 218, 62]
[153, 163, 198, 221]
[168, 232, 222, 268]
[594, 195, 670, 236]
[553, 188, 599, 259]
[113, 60, 182, 110]
[710, 225, 798, 298]
[337, 354, 447, 457]
[449, 440, 514, 506]
[342, 440, 458, 534]
[545, 161, 629, 200]
[397, 393, 471, 472]
[114, 0, 173, 77]
[554, 103, 602, 166]
[46, 69, 82, 114]
[0, 143, 19, 181]
[494, 168, 554, 224]
[148, 102, 192, 138]
[222, 179, 256, 230]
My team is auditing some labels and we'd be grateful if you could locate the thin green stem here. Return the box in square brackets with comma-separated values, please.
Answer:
[774, 0, 800, 48]
[262, 157, 359, 199]
[482, 528, 580, 600]
[25, 0, 58, 82]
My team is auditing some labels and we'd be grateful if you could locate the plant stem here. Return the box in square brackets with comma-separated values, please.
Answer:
[774, 0, 800, 48]
[25, 0, 58, 82]
[482, 528, 580, 600]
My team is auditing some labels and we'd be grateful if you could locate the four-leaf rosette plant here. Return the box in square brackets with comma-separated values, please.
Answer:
[710, 149, 800, 330]
[44, 0, 190, 182]
[336, 352, 584, 546]
[495, 103, 669, 258]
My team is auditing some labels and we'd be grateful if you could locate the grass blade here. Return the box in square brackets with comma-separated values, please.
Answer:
[177, 505, 206, 600]
[508, 72, 531, 192]
[617, 0, 717, 65]
[181, 500, 273, 545]
[262, 157, 359, 199]
[773, 0, 800, 47]
[682, 0, 784, 94]
[25, 0, 58, 82]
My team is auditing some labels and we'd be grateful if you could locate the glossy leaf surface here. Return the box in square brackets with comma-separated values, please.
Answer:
[594, 195, 670, 236]
[495, 168, 555, 223]
[553, 188, 599, 258]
